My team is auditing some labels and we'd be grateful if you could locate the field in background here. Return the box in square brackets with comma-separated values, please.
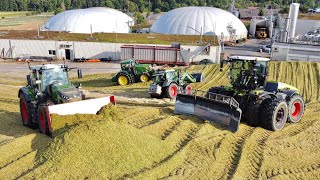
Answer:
[0, 12, 52, 30]
[0, 61, 320, 179]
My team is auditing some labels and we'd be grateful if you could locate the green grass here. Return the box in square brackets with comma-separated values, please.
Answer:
[0, 11, 30, 18]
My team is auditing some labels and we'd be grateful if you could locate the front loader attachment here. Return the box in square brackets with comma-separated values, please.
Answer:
[45, 96, 115, 133]
[174, 91, 242, 132]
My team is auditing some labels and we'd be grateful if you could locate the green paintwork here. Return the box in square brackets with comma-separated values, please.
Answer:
[112, 59, 154, 84]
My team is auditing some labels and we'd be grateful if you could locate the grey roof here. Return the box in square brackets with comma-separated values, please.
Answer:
[239, 7, 280, 19]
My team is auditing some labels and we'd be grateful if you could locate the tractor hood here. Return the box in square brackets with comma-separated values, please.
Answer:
[52, 83, 82, 103]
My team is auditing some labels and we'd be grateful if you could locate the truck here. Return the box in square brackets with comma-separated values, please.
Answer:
[120, 43, 216, 66]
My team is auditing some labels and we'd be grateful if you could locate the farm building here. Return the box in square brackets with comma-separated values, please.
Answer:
[150, 6, 248, 42]
[45, 7, 134, 34]
[0, 39, 221, 64]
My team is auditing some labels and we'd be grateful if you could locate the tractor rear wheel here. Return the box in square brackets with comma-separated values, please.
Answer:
[37, 105, 51, 136]
[165, 83, 179, 99]
[117, 73, 130, 86]
[287, 94, 305, 123]
[19, 95, 36, 128]
[261, 98, 288, 131]
[140, 73, 149, 82]
[184, 84, 192, 95]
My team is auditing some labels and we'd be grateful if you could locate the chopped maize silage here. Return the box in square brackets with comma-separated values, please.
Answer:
[29, 105, 175, 179]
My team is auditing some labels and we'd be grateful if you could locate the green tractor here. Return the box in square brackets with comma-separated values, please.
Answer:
[112, 59, 154, 86]
[19, 64, 115, 135]
[175, 56, 305, 132]
[148, 69, 204, 99]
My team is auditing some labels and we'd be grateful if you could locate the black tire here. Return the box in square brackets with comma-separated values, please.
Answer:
[37, 104, 51, 136]
[19, 94, 36, 128]
[150, 94, 160, 98]
[139, 73, 149, 82]
[245, 95, 272, 127]
[165, 83, 179, 99]
[261, 98, 288, 131]
[116, 72, 130, 86]
[287, 94, 305, 123]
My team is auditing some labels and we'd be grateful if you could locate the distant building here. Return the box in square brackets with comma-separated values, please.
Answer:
[239, 7, 280, 19]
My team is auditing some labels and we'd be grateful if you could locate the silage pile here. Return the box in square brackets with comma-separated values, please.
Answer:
[21, 61, 320, 179]
[28, 105, 174, 179]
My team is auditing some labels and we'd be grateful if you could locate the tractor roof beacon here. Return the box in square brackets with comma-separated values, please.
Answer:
[18, 63, 115, 136]
[174, 56, 305, 132]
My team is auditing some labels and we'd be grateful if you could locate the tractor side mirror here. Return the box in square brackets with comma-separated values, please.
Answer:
[77, 69, 83, 79]
[27, 75, 32, 86]
[220, 61, 224, 72]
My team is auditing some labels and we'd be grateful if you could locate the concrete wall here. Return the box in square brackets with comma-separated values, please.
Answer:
[0, 39, 221, 63]
[271, 42, 320, 61]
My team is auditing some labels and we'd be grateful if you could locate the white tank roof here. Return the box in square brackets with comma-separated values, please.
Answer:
[150, 6, 247, 39]
[45, 7, 134, 34]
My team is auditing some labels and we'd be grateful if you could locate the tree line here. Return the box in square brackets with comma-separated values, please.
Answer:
[0, 0, 319, 14]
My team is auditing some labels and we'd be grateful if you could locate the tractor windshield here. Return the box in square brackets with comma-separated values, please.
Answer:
[42, 68, 69, 89]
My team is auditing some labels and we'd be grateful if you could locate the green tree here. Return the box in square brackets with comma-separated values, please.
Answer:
[154, 8, 161, 13]
[105, 0, 114, 8]
[134, 12, 146, 24]
[258, 7, 264, 16]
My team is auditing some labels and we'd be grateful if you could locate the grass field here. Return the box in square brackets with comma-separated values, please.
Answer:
[0, 61, 320, 179]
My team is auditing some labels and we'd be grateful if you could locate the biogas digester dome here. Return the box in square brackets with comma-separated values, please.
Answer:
[150, 6, 248, 41]
[45, 7, 134, 34]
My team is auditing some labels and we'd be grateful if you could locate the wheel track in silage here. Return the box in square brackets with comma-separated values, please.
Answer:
[120, 123, 203, 179]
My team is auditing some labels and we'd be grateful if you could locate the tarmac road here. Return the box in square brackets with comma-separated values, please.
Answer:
[0, 61, 121, 79]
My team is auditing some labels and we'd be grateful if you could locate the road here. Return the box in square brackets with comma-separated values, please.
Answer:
[224, 39, 271, 57]
[0, 61, 121, 79]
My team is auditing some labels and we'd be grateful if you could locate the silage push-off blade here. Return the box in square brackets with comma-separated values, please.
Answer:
[46, 96, 115, 132]
[174, 94, 242, 132]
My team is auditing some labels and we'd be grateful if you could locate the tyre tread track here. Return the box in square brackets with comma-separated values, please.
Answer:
[120, 124, 203, 179]
[224, 128, 255, 180]
[265, 163, 320, 179]
[0, 150, 34, 170]
[232, 130, 272, 179]
[161, 121, 182, 140]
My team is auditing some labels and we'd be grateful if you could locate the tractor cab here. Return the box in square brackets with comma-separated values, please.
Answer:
[222, 56, 269, 91]
[28, 64, 83, 104]
[153, 69, 177, 85]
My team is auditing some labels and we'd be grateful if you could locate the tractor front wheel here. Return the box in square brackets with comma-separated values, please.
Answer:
[261, 98, 288, 131]
[117, 73, 130, 86]
[140, 74, 149, 82]
[37, 105, 51, 136]
[287, 94, 305, 123]
[165, 83, 179, 99]
[19, 94, 36, 128]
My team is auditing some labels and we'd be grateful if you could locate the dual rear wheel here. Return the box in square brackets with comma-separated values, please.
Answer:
[250, 94, 305, 131]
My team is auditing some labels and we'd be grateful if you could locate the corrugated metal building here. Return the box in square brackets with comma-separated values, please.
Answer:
[0, 39, 221, 63]
[271, 42, 320, 61]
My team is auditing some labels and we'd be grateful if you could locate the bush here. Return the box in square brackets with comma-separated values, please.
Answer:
[154, 8, 161, 14]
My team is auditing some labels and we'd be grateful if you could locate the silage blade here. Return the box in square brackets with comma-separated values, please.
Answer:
[174, 92, 242, 132]
[46, 96, 115, 132]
